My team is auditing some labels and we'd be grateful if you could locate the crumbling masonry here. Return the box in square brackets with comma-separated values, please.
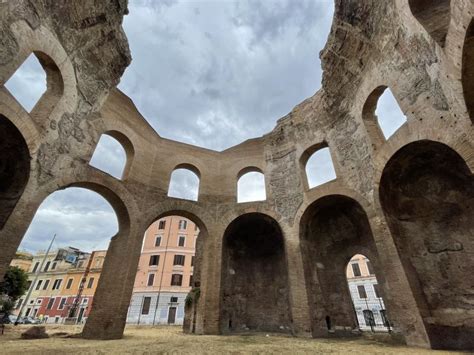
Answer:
[0, 0, 473, 351]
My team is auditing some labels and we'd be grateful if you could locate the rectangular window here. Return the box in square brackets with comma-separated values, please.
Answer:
[66, 278, 74, 289]
[42, 279, 50, 290]
[32, 262, 40, 273]
[52, 279, 62, 290]
[373, 284, 381, 298]
[44, 261, 51, 272]
[173, 254, 185, 266]
[158, 220, 166, 229]
[51, 262, 57, 270]
[178, 236, 186, 247]
[170, 296, 178, 303]
[171, 274, 183, 286]
[58, 298, 67, 310]
[87, 277, 94, 289]
[366, 260, 374, 275]
[46, 298, 55, 310]
[357, 285, 367, 299]
[351, 263, 362, 277]
[189, 275, 193, 287]
[35, 280, 43, 290]
[149, 255, 160, 266]
[141, 296, 151, 315]
[147, 273, 155, 286]
[155, 235, 162, 247]
[191, 256, 194, 267]
[178, 220, 187, 230]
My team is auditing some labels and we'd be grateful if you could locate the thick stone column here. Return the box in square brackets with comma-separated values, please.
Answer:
[82, 218, 143, 339]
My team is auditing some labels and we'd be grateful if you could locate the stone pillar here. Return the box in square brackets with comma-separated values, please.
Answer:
[82, 218, 143, 340]
[369, 211, 431, 348]
[283, 226, 312, 335]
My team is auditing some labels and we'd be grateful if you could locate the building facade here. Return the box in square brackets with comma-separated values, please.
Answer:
[9, 251, 33, 272]
[15, 248, 106, 324]
[346, 254, 389, 331]
[127, 216, 198, 325]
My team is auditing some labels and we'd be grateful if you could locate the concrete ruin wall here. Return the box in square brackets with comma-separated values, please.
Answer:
[0, 0, 473, 350]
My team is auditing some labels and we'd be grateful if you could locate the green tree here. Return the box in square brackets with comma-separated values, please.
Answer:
[0, 266, 29, 301]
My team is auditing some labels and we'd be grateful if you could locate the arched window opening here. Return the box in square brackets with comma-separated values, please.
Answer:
[304, 146, 336, 189]
[89, 134, 128, 180]
[237, 169, 266, 203]
[462, 19, 474, 123]
[0, 115, 30, 230]
[346, 254, 390, 332]
[220, 213, 291, 334]
[126, 214, 204, 329]
[375, 88, 407, 140]
[408, 0, 451, 47]
[380, 140, 474, 350]
[4, 54, 47, 112]
[300, 195, 386, 335]
[12, 187, 118, 324]
[364, 87, 407, 149]
[168, 166, 200, 201]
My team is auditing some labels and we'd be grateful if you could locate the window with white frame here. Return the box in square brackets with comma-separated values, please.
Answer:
[178, 220, 187, 230]
[178, 235, 186, 247]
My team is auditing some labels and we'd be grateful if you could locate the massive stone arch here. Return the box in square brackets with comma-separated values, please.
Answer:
[0, 115, 31, 229]
[379, 140, 474, 350]
[299, 195, 384, 337]
[219, 212, 291, 333]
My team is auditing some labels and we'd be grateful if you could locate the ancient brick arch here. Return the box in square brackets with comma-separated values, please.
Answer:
[1, 0, 473, 350]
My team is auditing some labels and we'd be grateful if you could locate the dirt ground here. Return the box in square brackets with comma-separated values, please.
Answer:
[0, 324, 463, 354]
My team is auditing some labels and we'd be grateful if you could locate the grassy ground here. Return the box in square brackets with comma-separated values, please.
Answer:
[0, 324, 462, 354]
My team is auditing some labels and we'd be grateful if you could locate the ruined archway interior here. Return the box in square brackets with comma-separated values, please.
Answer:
[300, 196, 380, 336]
[380, 140, 474, 350]
[220, 213, 291, 333]
[0, 116, 30, 229]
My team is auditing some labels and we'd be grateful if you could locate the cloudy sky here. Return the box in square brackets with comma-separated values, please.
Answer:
[6, 0, 406, 254]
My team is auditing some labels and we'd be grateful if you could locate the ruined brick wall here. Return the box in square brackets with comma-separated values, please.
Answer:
[1, 0, 473, 350]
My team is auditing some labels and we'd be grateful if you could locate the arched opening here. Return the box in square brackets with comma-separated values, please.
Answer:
[168, 165, 200, 201]
[4, 52, 63, 116]
[220, 213, 291, 333]
[363, 87, 407, 149]
[300, 195, 384, 337]
[126, 214, 206, 330]
[408, 0, 451, 47]
[0, 115, 30, 230]
[301, 145, 337, 189]
[237, 168, 266, 203]
[346, 254, 390, 332]
[5, 54, 46, 112]
[89, 131, 133, 180]
[380, 140, 474, 350]
[462, 19, 474, 123]
[11, 187, 120, 325]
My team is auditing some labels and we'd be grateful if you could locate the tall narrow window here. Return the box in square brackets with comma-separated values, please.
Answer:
[42, 279, 50, 290]
[32, 262, 39, 273]
[35, 280, 43, 290]
[66, 278, 73, 289]
[141, 296, 151, 315]
[373, 284, 381, 298]
[4, 54, 47, 112]
[366, 260, 374, 275]
[179, 220, 187, 230]
[158, 220, 166, 229]
[304, 146, 337, 189]
[147, 273, 155, 286]
[155, 235, 162, 247]
[178, 236, 186, 247]
[358, 285, 367, 299]
[168, 167, 200, 201]
[87, 278, 94, 289]
[58, 298, 67, 310]
[351, 263, 362, 277]
[47, 298, 55, 310]
[44, 261, 51, 272]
